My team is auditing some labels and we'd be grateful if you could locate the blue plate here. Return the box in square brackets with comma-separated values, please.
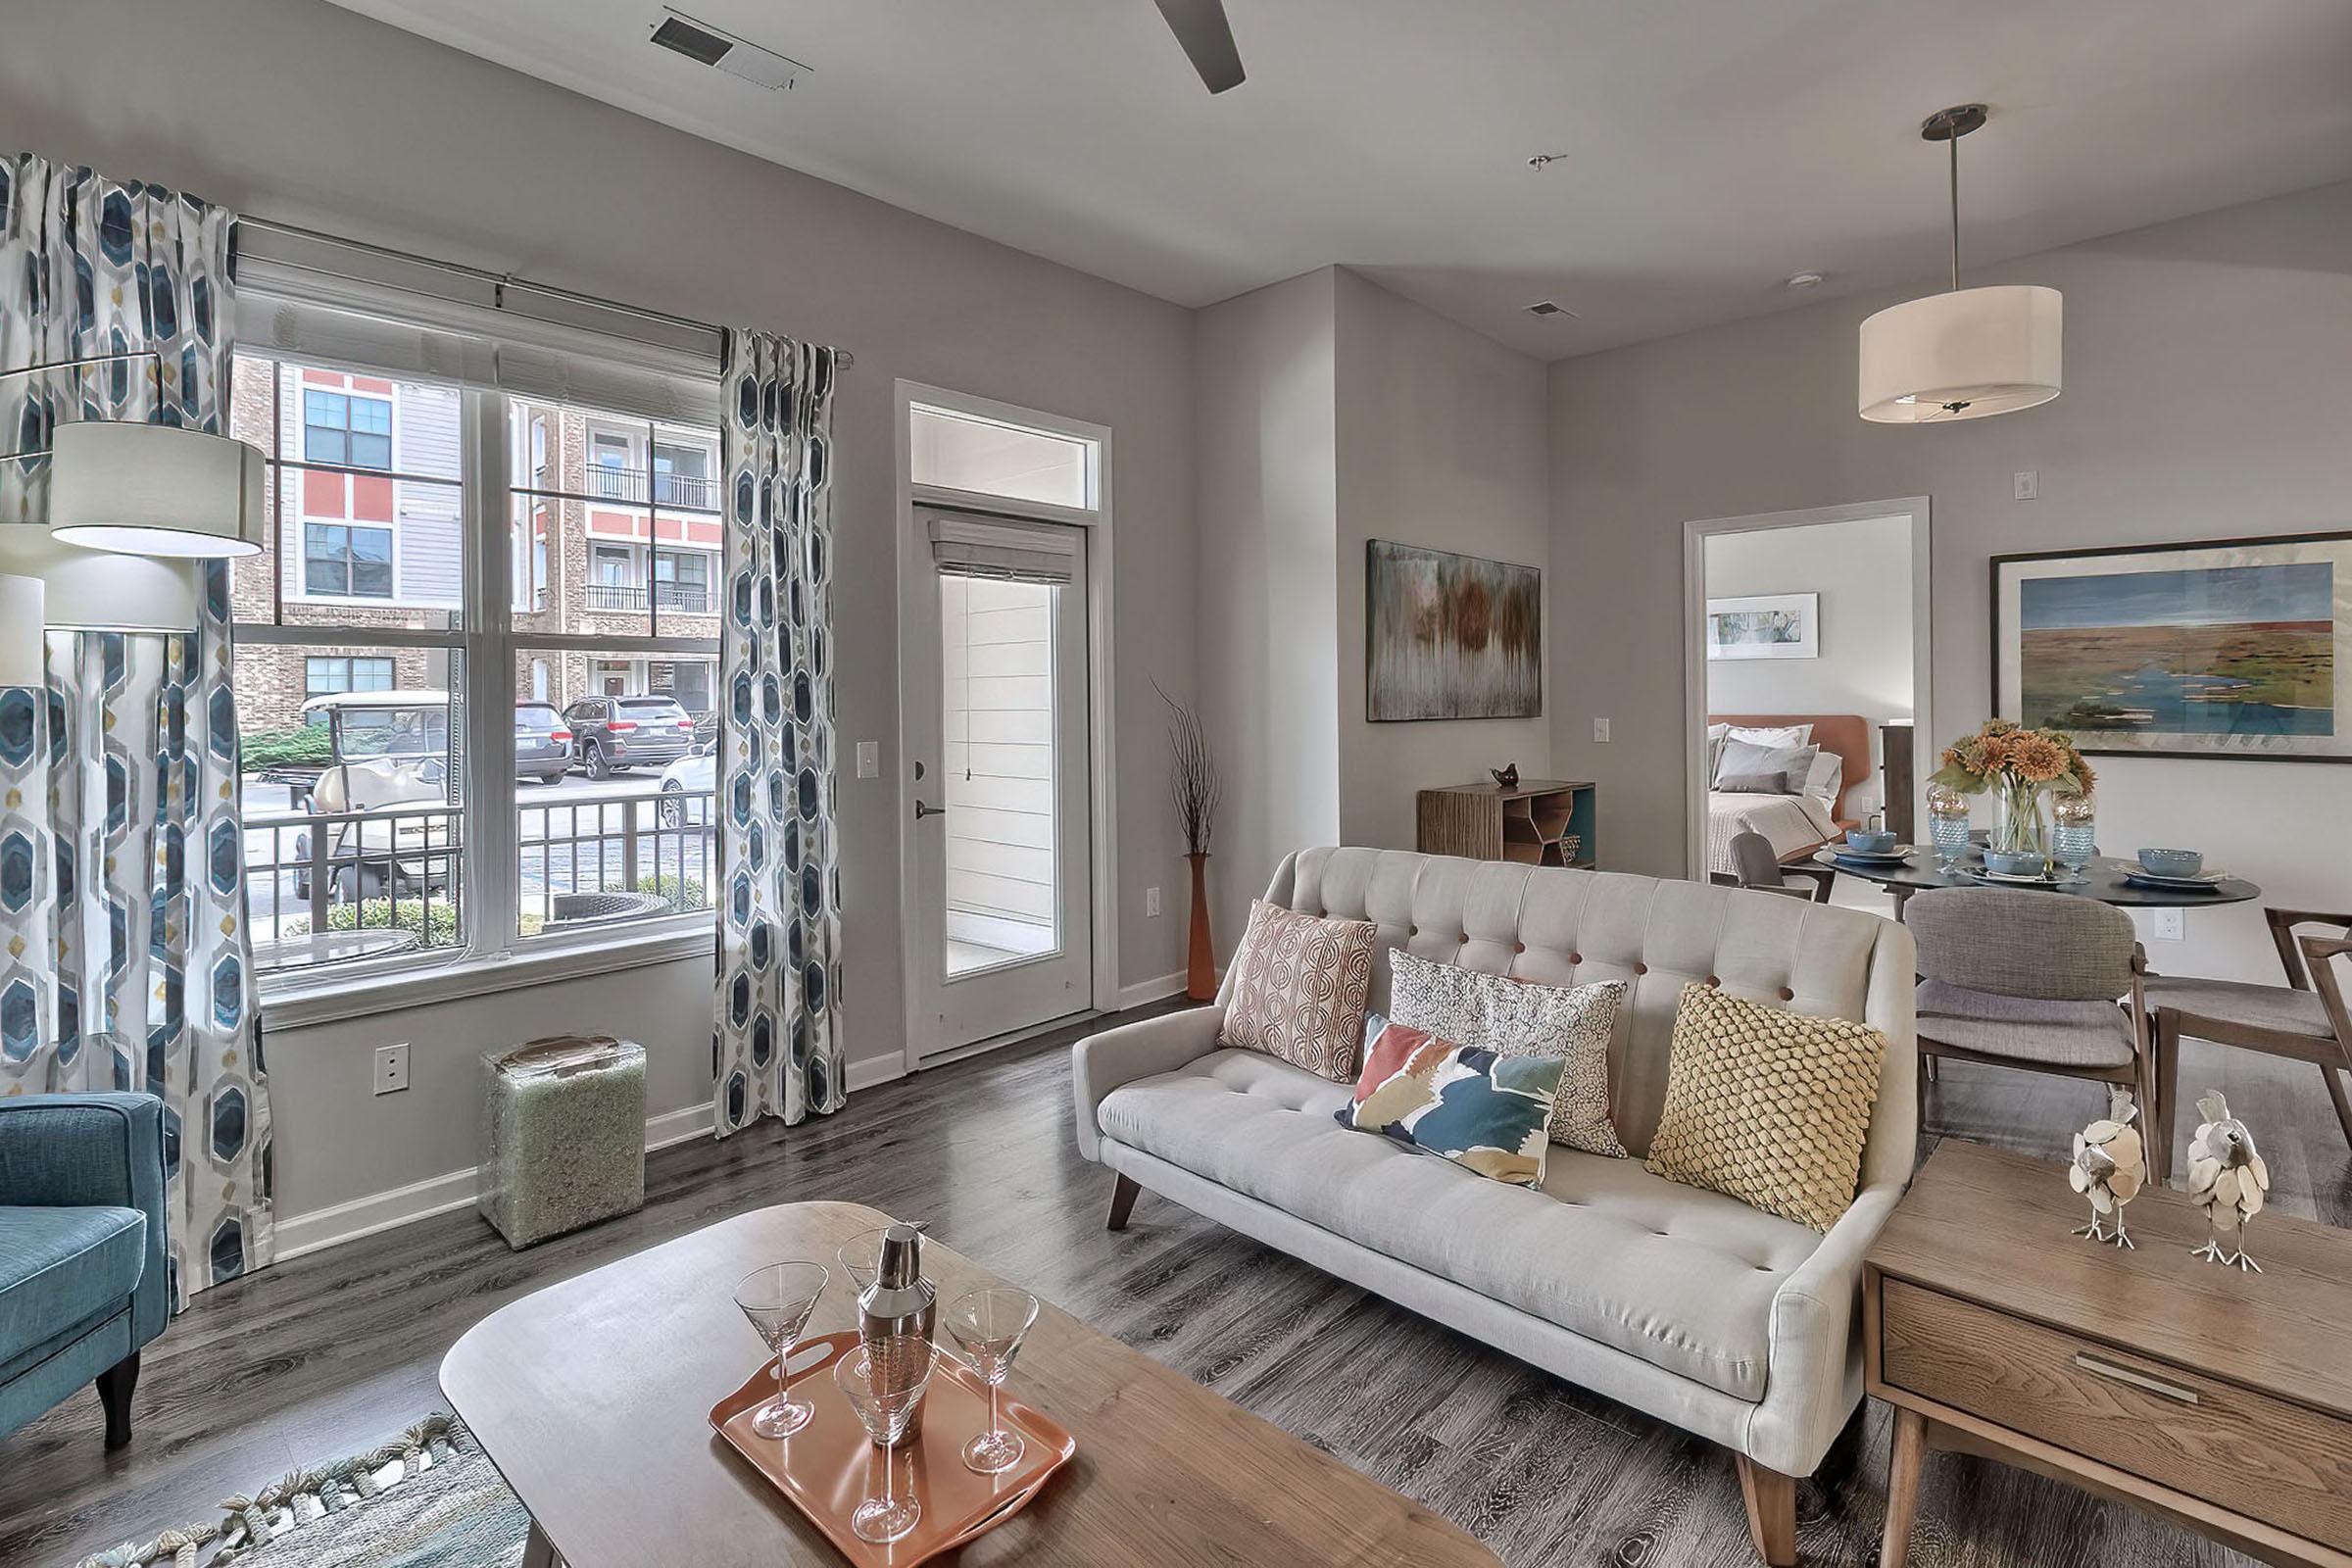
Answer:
[1828, 844, 1914, 864]
[2122, 869, 2229, 891]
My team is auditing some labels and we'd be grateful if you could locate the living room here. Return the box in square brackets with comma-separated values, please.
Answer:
[4, 3, 2350, 1566]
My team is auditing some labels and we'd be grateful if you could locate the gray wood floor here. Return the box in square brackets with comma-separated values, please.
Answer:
[3, 1001, 2345, 1568]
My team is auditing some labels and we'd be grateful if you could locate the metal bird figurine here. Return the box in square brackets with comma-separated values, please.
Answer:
[1491, 764, 1520, 790]
[2068, 1083, 2146, 1248]
[2185, 1091, 2271, 1272]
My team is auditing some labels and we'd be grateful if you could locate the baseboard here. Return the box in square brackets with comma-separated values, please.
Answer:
[271, 1101, 715, 1262]
[846, 1054, 905, 1093]
[1116, 970, 1192, 1009]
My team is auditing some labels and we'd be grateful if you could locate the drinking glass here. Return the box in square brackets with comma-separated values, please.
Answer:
[732, 1261, 829, 1440]
[834, 1337, 937, 1544]
[2052, 794, 2097, 884]
[943, 1287, 1040, 1475]
[1926, 784, 1973, 877]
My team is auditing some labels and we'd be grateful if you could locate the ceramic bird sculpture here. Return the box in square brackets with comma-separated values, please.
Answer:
[2185, 1091, 2271, 1272]
[2068, 1083, 2146, 1248]
[1491, 764, 1520, 790]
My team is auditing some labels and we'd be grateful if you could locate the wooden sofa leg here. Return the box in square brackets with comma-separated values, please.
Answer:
[1735, 1452, 1798, 1567]
[96, 1351, 139, 1450]
[1105, 1173, 1141, 1232]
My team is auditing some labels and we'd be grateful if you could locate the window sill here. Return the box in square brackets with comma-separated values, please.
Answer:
[259, 919, 716, 1031]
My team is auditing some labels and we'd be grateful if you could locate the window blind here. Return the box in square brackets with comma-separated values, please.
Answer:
[928, 515, 1078, 585]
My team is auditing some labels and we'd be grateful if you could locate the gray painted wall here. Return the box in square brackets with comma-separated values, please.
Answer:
[1553, 178, 2352, 981]
[0, 0, 1197, 1221]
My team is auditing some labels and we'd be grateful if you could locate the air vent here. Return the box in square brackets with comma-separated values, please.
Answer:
[648, 8, 810, 91]
[1525, 301, 1577, 318]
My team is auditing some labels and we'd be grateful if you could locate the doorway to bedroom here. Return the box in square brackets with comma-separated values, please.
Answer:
[1683, 500, 1933, 911]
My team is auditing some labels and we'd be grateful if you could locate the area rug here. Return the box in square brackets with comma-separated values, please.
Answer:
[74, 1413, 530, 1568]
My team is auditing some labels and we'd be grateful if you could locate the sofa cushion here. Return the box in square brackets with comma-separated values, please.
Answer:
[1098, 1050, 1819, 1400]
[0, 1205, 148, 1368]
[1218, 901, 1377, 1082]
[1336, 1018, 1566, 1186]
[1386, 952, 1628, 1156]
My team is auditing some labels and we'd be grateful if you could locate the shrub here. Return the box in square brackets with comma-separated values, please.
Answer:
[281, 897, 461, 950]
[645, 873, 709, 911]
[241, 725, 332, 772]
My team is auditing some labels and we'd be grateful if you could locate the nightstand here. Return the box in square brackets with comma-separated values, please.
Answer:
[1865, 1140, 2352, 1568]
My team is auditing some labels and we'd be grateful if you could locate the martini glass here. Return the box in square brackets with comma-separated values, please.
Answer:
[834, 1337, 936, 1544]
[732, 1261, 828, 1440]
[942, 1287, 1039, 1474]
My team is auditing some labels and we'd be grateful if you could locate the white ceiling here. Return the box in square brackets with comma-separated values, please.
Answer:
[323, 0, 2352, 360]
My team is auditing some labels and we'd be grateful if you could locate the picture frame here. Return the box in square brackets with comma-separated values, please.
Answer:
[1364, 540, 1543, 721]
[1704, 592, 1819, 661]
[1991, 529, 2352, 763]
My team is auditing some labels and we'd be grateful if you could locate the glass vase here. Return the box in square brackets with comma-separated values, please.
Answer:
[1925, 783, 1973, 875]
[2052, 793, 2097, 882]
[1990, 774, 2052, 866]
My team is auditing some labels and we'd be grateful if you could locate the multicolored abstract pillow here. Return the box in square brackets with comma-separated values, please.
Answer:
[1216, 900, 1378, 1081]
[1334, 1015, 1567, 1187]
[1386, 952, 1629, 1157]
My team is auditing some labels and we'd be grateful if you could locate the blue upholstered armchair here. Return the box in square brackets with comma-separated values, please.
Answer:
[0, 1093, 171, 1447]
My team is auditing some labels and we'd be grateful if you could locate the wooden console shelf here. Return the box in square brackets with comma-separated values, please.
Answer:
[1416, 780, 1595, 868]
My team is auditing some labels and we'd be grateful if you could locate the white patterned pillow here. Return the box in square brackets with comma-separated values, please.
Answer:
[1386, 951, 1628, 1156]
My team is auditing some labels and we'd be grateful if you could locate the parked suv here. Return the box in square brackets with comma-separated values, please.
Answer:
[514, 703, 572, 785]
[564, 694, 697, 779]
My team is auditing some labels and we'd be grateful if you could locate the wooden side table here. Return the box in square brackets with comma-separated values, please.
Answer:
[1866, 1141, 2352, 1568]
[1416, 779, 1595, 867]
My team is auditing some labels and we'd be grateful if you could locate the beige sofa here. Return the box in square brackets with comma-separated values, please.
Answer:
[1071, 848, 1917, 1565]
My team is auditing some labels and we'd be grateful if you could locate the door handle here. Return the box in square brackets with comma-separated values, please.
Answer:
[913, 800, 947, 820]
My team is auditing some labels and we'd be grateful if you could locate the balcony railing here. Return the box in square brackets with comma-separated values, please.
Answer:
[583, 581, 713, 613]
[579, 464, 719, 511]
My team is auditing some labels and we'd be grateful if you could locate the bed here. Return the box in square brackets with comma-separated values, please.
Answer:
[1703, 712, 1871, 878]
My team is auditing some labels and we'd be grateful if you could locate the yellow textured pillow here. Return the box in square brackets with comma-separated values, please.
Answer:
[1643, 983, 1886, 1232]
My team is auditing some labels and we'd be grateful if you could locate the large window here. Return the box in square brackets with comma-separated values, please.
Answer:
[229, 341, 720, 988]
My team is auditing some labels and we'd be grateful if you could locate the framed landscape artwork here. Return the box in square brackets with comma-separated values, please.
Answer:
[1365, 540, 1542, 721]
[1705, 592, 1819, 661]
[1992, 530, 2352, 762]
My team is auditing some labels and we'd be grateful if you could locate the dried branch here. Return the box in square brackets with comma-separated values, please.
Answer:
[1154, 678, 1220, 857]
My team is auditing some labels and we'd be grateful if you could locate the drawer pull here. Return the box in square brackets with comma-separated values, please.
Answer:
[2072, 1353, 2199, 1405]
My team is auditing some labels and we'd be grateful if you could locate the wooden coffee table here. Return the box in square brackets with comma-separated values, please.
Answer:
[442, 1200, 1497, 1568]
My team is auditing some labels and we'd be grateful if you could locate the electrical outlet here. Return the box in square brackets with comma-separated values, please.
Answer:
[2152, 907, 2185, 943]
[1592, 716, 1612, 743]
[373, 1043, 410, 1096]
[2013, 469, 2038, 501]
[855, 740, 879, 779]
[1146, 886, 1162, 917]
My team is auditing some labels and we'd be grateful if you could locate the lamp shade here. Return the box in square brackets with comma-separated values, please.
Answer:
[1858, 284, 2062, 422]
[47, 419, 266, 557]
[0, 524, 201, 632]
[0, 573, 43, 685]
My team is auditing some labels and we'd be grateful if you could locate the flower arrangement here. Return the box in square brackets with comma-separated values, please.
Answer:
[1929, 718, 2095, 863]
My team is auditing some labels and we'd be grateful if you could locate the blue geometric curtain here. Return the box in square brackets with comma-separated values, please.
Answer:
[0, 150, 271, 1303]
[711, 328, 844, 1136]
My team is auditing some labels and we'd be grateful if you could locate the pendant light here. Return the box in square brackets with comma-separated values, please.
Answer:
[1859, 104, 2062, 423]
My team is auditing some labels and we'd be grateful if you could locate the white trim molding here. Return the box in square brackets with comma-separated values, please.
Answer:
[1117, 970, 1191, 1010]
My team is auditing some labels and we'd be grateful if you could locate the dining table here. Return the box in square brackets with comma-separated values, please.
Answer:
[1813, 848, 2262, 920]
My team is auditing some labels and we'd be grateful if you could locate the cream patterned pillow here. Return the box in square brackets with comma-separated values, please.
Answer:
[1217, 901, 1377, 1082]
[1386, 951, 1628, 1156]
[1644, 983, 1886, 1232]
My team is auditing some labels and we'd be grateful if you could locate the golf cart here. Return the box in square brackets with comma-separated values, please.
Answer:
[289, 690, 459, 900]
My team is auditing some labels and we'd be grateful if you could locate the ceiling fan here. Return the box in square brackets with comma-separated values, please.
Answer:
[1152, 0, 1246, 94]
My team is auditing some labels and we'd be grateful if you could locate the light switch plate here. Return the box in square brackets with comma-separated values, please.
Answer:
[1146, 886, 1161, 917]
[2013, 469, 2038, 501]
[1592, 717, 1612, 743]
[855, 740, 879, 779]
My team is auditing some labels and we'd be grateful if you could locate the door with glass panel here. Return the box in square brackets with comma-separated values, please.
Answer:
[908, 512, 1092, 1056]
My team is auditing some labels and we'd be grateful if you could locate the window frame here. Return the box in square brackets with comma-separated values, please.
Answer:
[303, 385, 396, 471]
[301, 520, 398, 600]
[303, 655, 398, 699]
[246, 356, 723, 1025]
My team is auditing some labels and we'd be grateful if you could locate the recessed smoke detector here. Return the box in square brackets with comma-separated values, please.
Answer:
[1525, 300, 1578, 318]
[1785, 270, 1826, 291]
[649, 8, 810, 91]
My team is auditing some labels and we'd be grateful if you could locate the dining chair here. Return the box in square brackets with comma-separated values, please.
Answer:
[1729, 830, 1834, 903]
[2143, 906, 2352, 1183]
[1906, 887, 2154, 1137]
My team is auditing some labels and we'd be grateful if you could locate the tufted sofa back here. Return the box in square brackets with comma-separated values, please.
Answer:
[1220, 847, 1918, 1176]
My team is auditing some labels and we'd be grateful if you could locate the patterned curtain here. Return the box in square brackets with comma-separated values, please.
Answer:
[711, 329, 844, 1136]
[0, 151, 271, 1303]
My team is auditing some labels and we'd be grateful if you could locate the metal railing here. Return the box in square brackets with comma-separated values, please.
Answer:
[582, 581, 714, 613]
[579, 464, 719, 510]
[521, 788, 714, 935]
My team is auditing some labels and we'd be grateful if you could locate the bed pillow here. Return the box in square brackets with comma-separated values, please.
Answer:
[1723, 722, 1811, 751]
[1705, 722, 1733, 781]
[1714, 739, 1818, 795]
[1217, 900, 1377, 1081]
[1800, 748, 1844, 805]
[1336, 1016, 1567, 1187]
[1386, 951, 1629, 1156]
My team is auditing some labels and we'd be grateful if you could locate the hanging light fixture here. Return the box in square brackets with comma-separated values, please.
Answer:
[1859, 104, 2061, 423]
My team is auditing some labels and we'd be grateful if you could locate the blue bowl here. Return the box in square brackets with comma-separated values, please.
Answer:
[2137, 848, 2203, 878]
[1844, 829, 1897, 855]
[1983, 850, 2047, 878]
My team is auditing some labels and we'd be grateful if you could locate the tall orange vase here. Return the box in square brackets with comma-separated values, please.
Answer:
[1185, 853, 1216, 1001]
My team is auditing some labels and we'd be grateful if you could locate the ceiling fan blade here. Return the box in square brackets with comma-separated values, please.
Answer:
[1152, 0, 1246, 94]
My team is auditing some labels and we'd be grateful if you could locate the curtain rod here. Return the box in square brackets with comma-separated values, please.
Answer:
[234, 215, 855, 368]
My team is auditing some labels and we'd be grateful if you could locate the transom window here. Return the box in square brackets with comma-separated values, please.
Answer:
[303, 389, 393, 469]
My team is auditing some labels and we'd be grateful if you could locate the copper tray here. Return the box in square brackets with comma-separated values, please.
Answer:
[709, 1330, 1075, 1566]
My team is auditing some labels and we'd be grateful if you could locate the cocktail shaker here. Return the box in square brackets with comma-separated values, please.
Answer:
[856, 1221, 935, 1446]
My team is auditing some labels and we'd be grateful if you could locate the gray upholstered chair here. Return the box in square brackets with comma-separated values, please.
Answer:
[1728, 830, 1833, 903]
[2144, 906, 2352, 1183]
[1907, 887, 2153, 1131]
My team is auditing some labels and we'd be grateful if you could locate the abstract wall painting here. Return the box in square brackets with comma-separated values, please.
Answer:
[1705, 593, 1819, 661]
[1993, 531, 2352, 761]
[1365, 541, 1542, 721]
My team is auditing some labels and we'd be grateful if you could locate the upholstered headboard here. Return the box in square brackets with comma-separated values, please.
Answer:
[1709, 712, 1871, 825]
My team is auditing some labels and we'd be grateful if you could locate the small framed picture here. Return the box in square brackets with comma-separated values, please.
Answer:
[1706, 592, 1818, 661]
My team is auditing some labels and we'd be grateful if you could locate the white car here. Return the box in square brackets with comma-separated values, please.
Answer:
[657, 744, 716, 826]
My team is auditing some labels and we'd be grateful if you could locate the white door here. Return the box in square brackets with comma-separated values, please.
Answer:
[907, 511, 1093, 1058]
